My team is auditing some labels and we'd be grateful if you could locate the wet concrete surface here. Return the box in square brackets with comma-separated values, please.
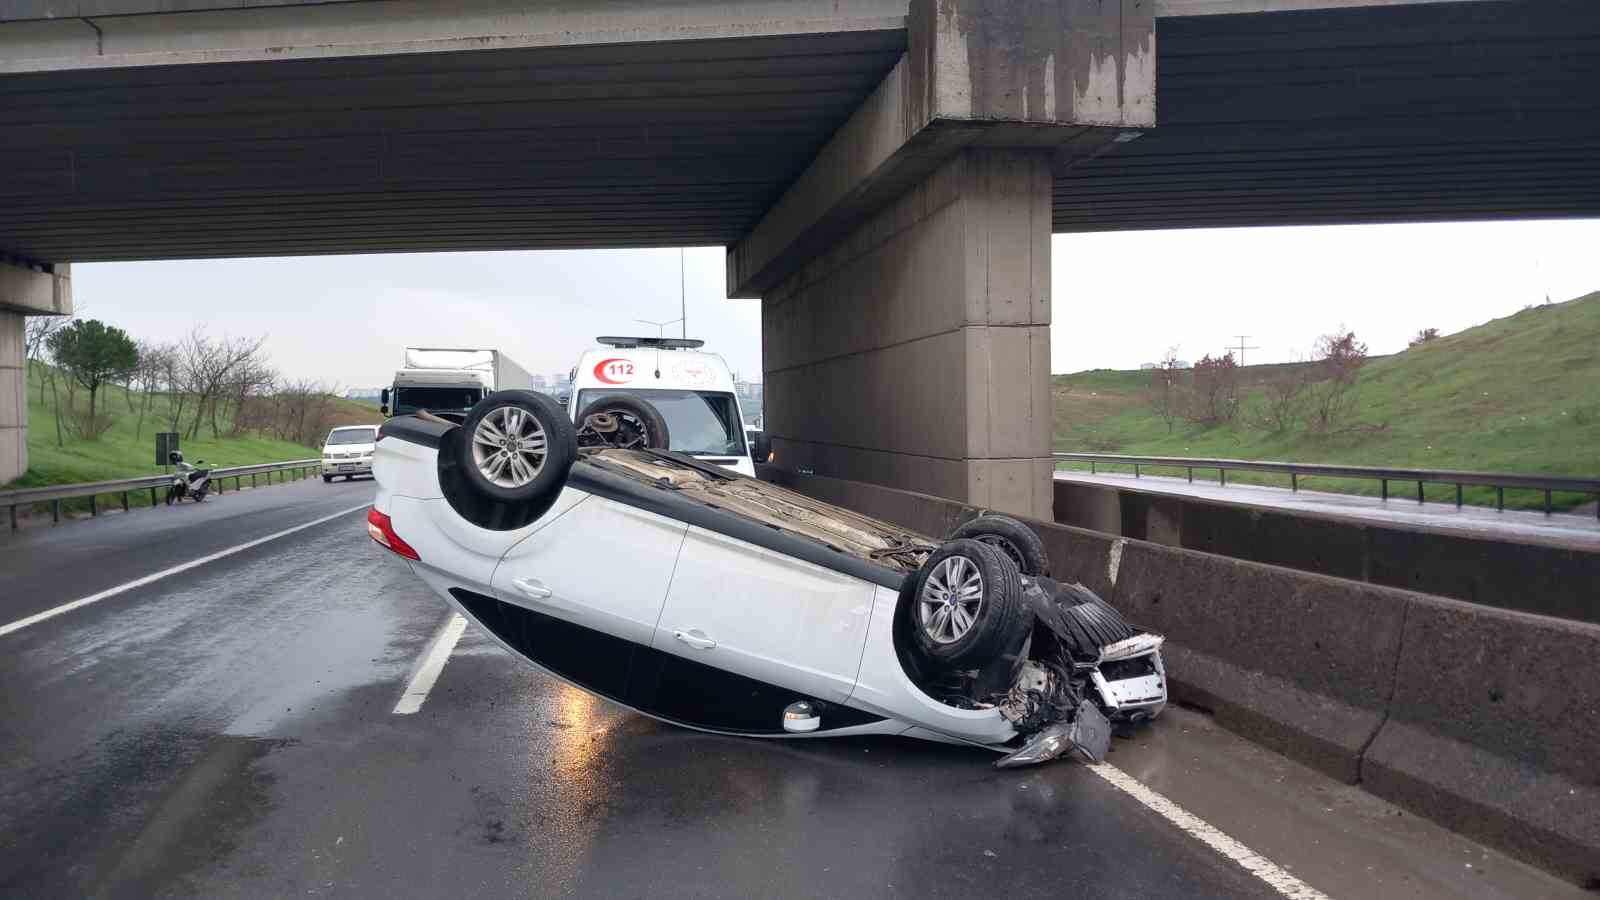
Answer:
[1, 493, 1590, 898]
[1054, 471, 1600, 548]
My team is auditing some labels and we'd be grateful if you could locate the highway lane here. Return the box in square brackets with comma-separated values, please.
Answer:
[0, 476, 376, 625]
[0, 489, 1587, 899]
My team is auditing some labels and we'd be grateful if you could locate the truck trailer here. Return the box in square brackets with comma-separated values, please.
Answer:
[381, 347, 535, 417]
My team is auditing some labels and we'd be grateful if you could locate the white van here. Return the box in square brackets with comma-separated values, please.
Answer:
[567, 337, 754, 476]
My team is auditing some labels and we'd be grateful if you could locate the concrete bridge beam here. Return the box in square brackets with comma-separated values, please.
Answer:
[737, 0, 1154, 518]
[0, 259, 73, 484]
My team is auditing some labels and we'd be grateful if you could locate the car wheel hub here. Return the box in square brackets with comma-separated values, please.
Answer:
[471, 406, 548, 488]
[918, 555, 984, 645]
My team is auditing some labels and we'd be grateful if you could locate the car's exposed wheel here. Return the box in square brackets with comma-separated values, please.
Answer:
[950, 514, 1050, 576]
[910, 539, 1030, 670]
[459, 390, 577, 505]
[574, 395, 670, 451]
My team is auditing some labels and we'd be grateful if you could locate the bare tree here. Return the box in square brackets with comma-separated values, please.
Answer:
[178, 328, 267, 440]
[161, 346, 189, 434]
[1187, 352, 1239, 425]
[1262, 361, 1310, 433]
[1305, 329, 1369, 435]
[1146, 346, 1185, 434]
[24, 314, 70, 405]
[130, 340, 175, 441]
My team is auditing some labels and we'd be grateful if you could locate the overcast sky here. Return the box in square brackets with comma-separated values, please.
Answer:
[72, 218, 1600, 390]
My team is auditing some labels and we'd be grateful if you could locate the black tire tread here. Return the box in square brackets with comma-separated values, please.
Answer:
[950, 514, 1050, 576]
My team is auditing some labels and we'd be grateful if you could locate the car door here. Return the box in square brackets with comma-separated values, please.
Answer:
[650, 526, 875, 705]
[490, 494, 688, 650]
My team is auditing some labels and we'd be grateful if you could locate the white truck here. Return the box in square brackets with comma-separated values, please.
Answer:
[381, 347, 534, 418]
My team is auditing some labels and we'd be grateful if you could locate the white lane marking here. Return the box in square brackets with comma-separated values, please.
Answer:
[0, 503, 371, 640]
[392, 613, 468, 715]
[1088, 763, 1332, 900]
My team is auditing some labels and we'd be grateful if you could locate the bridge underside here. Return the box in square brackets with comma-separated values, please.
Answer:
[2, 0, 1598, 508]
[0, 31, 906, 261]
[1057, 2, 1600, 232]
[2, 2, 1596, 263]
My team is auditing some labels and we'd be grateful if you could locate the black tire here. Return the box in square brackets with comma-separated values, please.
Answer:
[950, 514, 1050, 576]
[910, 539, 1030, 670]
[192, 488, 206, 502]
[574, 395, 671, 451]
[165, 487, 175, 506]
[459, 390, 578, 505]
[322, 475, 333, 483]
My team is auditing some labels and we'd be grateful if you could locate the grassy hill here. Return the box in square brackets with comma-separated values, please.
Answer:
[7, 367, 382, 509]
[1054, 291, 1600, 511]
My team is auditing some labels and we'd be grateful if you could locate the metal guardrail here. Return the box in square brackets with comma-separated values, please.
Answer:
[2, 458, 322, 530]
[1053, 452, 1600, 519]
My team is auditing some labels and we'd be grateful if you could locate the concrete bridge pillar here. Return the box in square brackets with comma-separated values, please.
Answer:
[0, 260, 73, 484]
[729, 0, 1154, 519]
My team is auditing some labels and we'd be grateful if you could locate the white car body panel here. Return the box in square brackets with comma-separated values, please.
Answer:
[653, 526, 874, 704]
[850, 585, 1020, 745]
[492, 497, 687, 647]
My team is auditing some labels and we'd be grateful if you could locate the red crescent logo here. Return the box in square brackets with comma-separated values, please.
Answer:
[593, 358, 631, 385]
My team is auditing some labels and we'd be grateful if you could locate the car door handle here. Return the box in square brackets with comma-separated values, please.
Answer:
[511, 577, 553, 600]
[673, 629, 717, 650]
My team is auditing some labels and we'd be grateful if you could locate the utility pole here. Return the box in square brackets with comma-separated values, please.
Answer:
[680, 248, 687, 338]
[1229, 335, 1260, 367]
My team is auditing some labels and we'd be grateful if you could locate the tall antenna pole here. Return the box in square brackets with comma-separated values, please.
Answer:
[1230, 335, 1260, 366]
[680, 248, 687, 339]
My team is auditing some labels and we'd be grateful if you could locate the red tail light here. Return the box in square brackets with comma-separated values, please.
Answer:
[367, 506, 419, 560]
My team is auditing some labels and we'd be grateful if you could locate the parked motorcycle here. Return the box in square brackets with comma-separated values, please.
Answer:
[165, 451, 212, 505]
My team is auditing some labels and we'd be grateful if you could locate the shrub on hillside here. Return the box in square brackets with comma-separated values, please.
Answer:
[1146, 346, 1186, 433]
[1409, 327, 1440, 347]
[1186, 352, 1239, 425]
[1262, 365, 1309, 433]
[1305, 329, 1368, 435]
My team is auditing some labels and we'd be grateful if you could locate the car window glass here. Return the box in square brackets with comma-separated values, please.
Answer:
[326, 428, 377, 445]
[395, 386, 480, 415]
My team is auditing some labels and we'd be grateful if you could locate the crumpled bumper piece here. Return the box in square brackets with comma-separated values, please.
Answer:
[994, 700, 1113, 769]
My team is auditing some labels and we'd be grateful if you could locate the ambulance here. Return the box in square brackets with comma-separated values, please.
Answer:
[567, 336, 755, 476]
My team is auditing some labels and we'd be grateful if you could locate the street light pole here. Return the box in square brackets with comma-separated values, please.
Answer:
[680, 247, 687, 339]
[634, 317, 683, 338]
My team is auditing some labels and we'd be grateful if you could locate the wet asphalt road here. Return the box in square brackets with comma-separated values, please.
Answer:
[0, 477, 1285, 899]
[1, 477, 1582, 899]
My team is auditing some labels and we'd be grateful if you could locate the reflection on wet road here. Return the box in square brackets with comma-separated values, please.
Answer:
[0, 479, 1587, 899]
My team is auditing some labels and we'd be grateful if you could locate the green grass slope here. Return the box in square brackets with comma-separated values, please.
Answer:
[7, 367, 382, 503]
[1054, 291, 1600, 511]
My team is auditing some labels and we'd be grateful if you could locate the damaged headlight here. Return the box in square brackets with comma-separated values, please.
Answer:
[995, 700, 1112, 769]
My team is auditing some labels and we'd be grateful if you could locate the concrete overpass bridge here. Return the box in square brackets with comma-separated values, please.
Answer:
[3, 0, 1598, 511]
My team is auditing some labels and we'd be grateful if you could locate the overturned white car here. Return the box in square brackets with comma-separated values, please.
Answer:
[370, 391, 1165, 767]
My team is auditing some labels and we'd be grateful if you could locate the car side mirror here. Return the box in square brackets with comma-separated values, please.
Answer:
[380, 405, 389, 416]
[752, 433, 771, 463]
[380, 388, 390, 405]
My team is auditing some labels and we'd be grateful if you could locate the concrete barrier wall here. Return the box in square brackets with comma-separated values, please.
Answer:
[764, 467, 1600, 885]
[1053, 479, 1600, 626]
